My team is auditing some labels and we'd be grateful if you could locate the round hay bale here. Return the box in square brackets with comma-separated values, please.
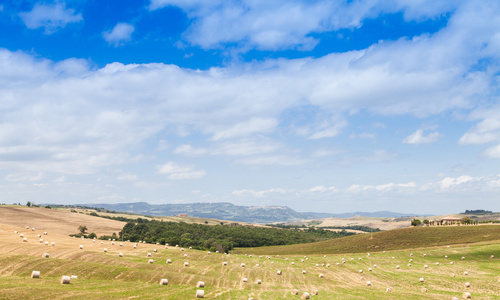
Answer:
[450, 261, 454, 264]
[436, 262, 440, 265]
[315, 264, 319, 267]
[386, 287, 393, 293]
[71, 275, 77, 279]
[119, 253, 123, 257]
[241, 263, 245, 267]
[100, 241, 104, 244]
[79, 245, 83, 249]
[373, 264, 377, 268]
[256, 279, 262, 284]
[37, 234, 41, 238]
[207, 251, 211, 254]
[60, 275, 70, 284]
[111, 242, 114, 245]
[23, 238, 27, 242]
[311, 290, 318, 295]
[184, 262, 189, 267]
[464, 271, 468, 275]
[410, 253, 413, 256]
[223, 261, 227, 265]
[419, 278, 424, 282]
[445, 255, 448, 258]
[26, 226, 30, 229]
[368, 268, 372, 272]
[319, 273, 324, 278]
[92, 240, 95, 243]
[421, 288, 427, 293]
[255, 264, 259, 267]
[409, 259, 413, 262]
[148, 259, 154, 263]
[424, 265, 428, 269]
[383, 251, 386, 253]
[423, 254, 426, 257]
[291, 289, 298, 295]
[44, 241, 49, 245]
[463, 292, 472, 299]
[196, 281, 205, 288]
[451, 273, 456, 277]
[408, 263, 412, 267]
[120, 243, 123, 246]
[103, 248, 107, 252]
[327, 263, 331, 267]
[461, 257, 465, 260]
[196, 290, 204, 298]
[39, 239, 43, 243]
[31, 271, 40, 278]
[184, 254, 188, 257]
[147, 253, 151, 257]
[167, 259, 172, 264]
[302, 270, 306, 274]
[300, 292, 310, 299]
[159, 278, 168, 285]
[51, 242, 55, 246]
[277, 270, 282, 275]
[366, 281, 371, 286]
[153, 249, 157, 252]
[242, 278, 248, 282]
[396, 265, 400, 269]
[20, 234, 24, 237]
[359, 270, 363, 273]
[292, 262, 295, 265]
[44, 232, 47, 235]
[491, 255, 495, 258]
[14, 231, 18, 234]
[464, 282, 470, 287]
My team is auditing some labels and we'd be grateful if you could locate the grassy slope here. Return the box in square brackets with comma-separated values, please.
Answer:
[1, 207, 500, 299]
[232, 225, 500, 256]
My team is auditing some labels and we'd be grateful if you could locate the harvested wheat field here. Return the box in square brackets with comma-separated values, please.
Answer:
[0, 207, 500, 299]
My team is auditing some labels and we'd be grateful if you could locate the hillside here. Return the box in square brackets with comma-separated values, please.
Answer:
[1, 207, 499, 299]
[0, 206, 125, 236]
[232, 225, 500, 256]
[77, 202, 413, 223]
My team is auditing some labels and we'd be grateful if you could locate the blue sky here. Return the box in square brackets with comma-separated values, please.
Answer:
[1, 0, 500, 215]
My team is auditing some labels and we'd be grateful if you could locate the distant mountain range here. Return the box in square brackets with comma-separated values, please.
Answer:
[78, 202, 417, 223]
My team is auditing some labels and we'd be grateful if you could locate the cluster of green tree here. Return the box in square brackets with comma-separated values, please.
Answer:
[89, 211, 153, 223]
[462, 209, 493, 215]
[120, 221, 356, 253]
[266, 224, 308, 229]
[479, 220, 500, 224]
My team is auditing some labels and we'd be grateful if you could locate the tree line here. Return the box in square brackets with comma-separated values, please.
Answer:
[119, 221, 356, 253]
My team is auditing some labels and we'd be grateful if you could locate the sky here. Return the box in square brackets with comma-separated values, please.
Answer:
[1, 0, 500, 215]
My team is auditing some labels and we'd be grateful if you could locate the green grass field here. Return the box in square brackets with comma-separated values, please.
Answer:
[1, 224, 500, 299]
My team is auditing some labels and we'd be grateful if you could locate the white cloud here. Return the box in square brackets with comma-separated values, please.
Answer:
[403, 129, 442, 144]
[309, 185, 337, 193]
[103, 23, 135, 46]
[157, 162, 206, 179]
[173, 144, 207, 156]
[440, 175, 476, 189]
[484, 144, 500, 158]
[238, 155, 306, 166]
[232, 188, 291, 198]
[211, 118, 277, 141]
[5, 172, 43, 182]
[150, 0, 458, 52]
[116, 173, 138, 181]
[19, 3, 82, 34]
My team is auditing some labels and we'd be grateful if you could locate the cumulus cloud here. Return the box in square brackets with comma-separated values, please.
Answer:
[157, 162, 206, 179]
[149, 0, 458, 51]
[173, 144, 207, 156]
[103, 23, 135, 46]
[403, 129, 442, 144]
[19, 3, 82, 34]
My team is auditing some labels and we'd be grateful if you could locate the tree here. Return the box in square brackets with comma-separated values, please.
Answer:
[78, 225, 88, 234]
[423, 219, 429, 225]
[411, 219, 421, 226]
[26, 201, 31, 207]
